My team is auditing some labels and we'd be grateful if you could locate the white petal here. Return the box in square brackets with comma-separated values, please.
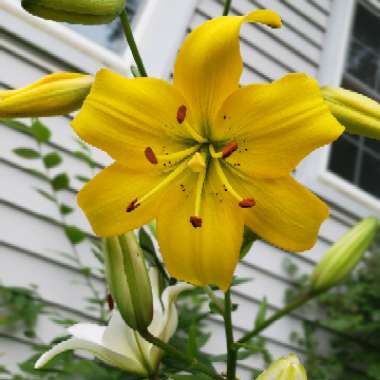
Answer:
[35, 337, 147, 375]
[68, 323, 105, 345]
[102, 311, 141, 362]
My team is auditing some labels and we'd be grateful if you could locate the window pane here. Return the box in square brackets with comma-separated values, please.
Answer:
[328, 136, 358, 183]
[347, 41, 379, 89]
[364, 137, 380, 156]
[359, 152, 380, 198]
[353, 4, 380, 53]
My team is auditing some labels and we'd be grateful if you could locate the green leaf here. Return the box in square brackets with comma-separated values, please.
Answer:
[43, 152, 62, 168]
[35, 188, 55, 203]
[51, 173, 69, 191]
[75, 174, 90, 183]
[186, 322, 199, 357]
[59, 204, 73, 215]
[0, 118, 31, 134]
[30, 120, 51, 143]
[13, 147, 40, 159]
[64, 225, 86, 245]
[240, 226, 258, 258]
[254, 297, 268, 329]
[73, 150, 97, 168]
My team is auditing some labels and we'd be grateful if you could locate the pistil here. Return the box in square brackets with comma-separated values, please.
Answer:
[190, 167, 207, 228]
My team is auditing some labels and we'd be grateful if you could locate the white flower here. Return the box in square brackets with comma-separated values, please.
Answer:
[35, 269, 191, 376]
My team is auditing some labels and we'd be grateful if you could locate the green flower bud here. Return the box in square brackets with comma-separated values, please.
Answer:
[322, 86, 380, 140]
[104, 232, 153, 331]
[256, 353, 307, 380]
[0, 73, 93, 118]
[21, 0, 126, 25]
[311, 217, 378, 292]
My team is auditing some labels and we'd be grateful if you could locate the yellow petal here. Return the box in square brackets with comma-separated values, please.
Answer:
[225, 168, 328, 252]
[71, 69, 197, 170]
[157, 160, 244, 291]
[212, 73, 344, 178]
[78, 162, 167, 237]
[174, 10, 281, 136]
[0, 73, 93, 117]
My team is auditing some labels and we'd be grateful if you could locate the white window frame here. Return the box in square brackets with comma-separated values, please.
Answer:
[295, 0, 380, 218]
[0, 0, 198, 77]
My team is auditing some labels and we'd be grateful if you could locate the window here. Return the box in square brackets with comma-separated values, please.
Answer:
[328, 1, 380, 199]
[66, 0, 143, 53]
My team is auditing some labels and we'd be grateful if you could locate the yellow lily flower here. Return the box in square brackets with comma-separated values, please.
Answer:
[0, 73, 93, 117]
[72, 10, 344, 291]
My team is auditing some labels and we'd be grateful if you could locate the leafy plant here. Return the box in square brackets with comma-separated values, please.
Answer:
[284, 234, 380, 380]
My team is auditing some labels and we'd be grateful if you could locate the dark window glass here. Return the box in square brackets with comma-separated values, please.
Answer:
[328, 137, 358, 183]
[347, 41, 378, 89]
[359, 152, 380, 197]
[328, 3, 380, 200]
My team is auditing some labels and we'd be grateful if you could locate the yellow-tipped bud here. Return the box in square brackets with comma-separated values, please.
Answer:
[104, 232, 153, 331]
[21, 0, 126, 25]
[256, 354, 307, 380]
[0, 73, 93, 118]
[311, 217, 378, 292]
[322, 86, 380, 140]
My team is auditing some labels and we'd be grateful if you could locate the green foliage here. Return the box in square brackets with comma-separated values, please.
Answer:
[43, 152, 62, 169]
[13, 148, 40, 159]
[51, 173, 70, 191]
[30, 120, 51, 143]
[64, 225, 86, 245]
[285, 235, 380, 380]
[0, 286, 44, 338]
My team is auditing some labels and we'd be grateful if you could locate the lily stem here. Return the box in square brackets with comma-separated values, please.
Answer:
[224, 289, 237, 380]
[139, 329, 224, 380]
[223, 0, 232, 16]
[120, 10, 148, 77]
[236, 291, 317, 345]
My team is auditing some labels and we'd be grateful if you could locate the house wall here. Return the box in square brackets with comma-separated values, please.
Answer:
[0, 1, 362, 379]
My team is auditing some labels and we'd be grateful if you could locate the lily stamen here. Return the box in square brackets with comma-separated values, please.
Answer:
[214, 159, 255, 208]
[222, 141, 238, 159]
[126, 159, 191, 212]
[144, 147, 158, 164]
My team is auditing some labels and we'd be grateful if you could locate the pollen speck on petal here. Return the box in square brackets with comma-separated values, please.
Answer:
[239, 198, 256, 208]
[222, 141, 238, 159]
[144, 147, 158, 164]
[177, 105, 187, 124]
[190, 216, 202, 228]
[126, 198, 140, 212]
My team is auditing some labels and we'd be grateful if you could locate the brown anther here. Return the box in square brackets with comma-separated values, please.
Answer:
[126, 198, 140, 212]
[222, 141, 238, 159]
[190, 216, 202, 228]
[107, 293, 114, 311]
[239, 198, 256, 208]
[144, 147, 158, 164]
[177, 105, 187, 124]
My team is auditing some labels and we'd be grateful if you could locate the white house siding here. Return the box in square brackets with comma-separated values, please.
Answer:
[0, 1, 363, 379]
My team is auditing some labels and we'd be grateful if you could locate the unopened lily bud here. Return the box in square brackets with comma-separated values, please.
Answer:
[322, 86, 380, 140]
[104, 232, 153, 331]
[311, 217, 378, 292]
[21, 0, 126, 25]
[0, 73, 93, 118]
[256, 353, 307, 380]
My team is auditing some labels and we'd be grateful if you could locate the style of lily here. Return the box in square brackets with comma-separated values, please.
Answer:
[35, 269, 190, 376]
[71, 9, 344, 291]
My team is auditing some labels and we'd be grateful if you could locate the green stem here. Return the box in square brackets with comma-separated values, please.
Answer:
[237, 292, 316, 345]
[224, 289, 237, 380]
[204, 287, 224, 314]
[223, 0, 232, 16]
[120, 10, 148, 77]
[139, 330, 224, 380]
